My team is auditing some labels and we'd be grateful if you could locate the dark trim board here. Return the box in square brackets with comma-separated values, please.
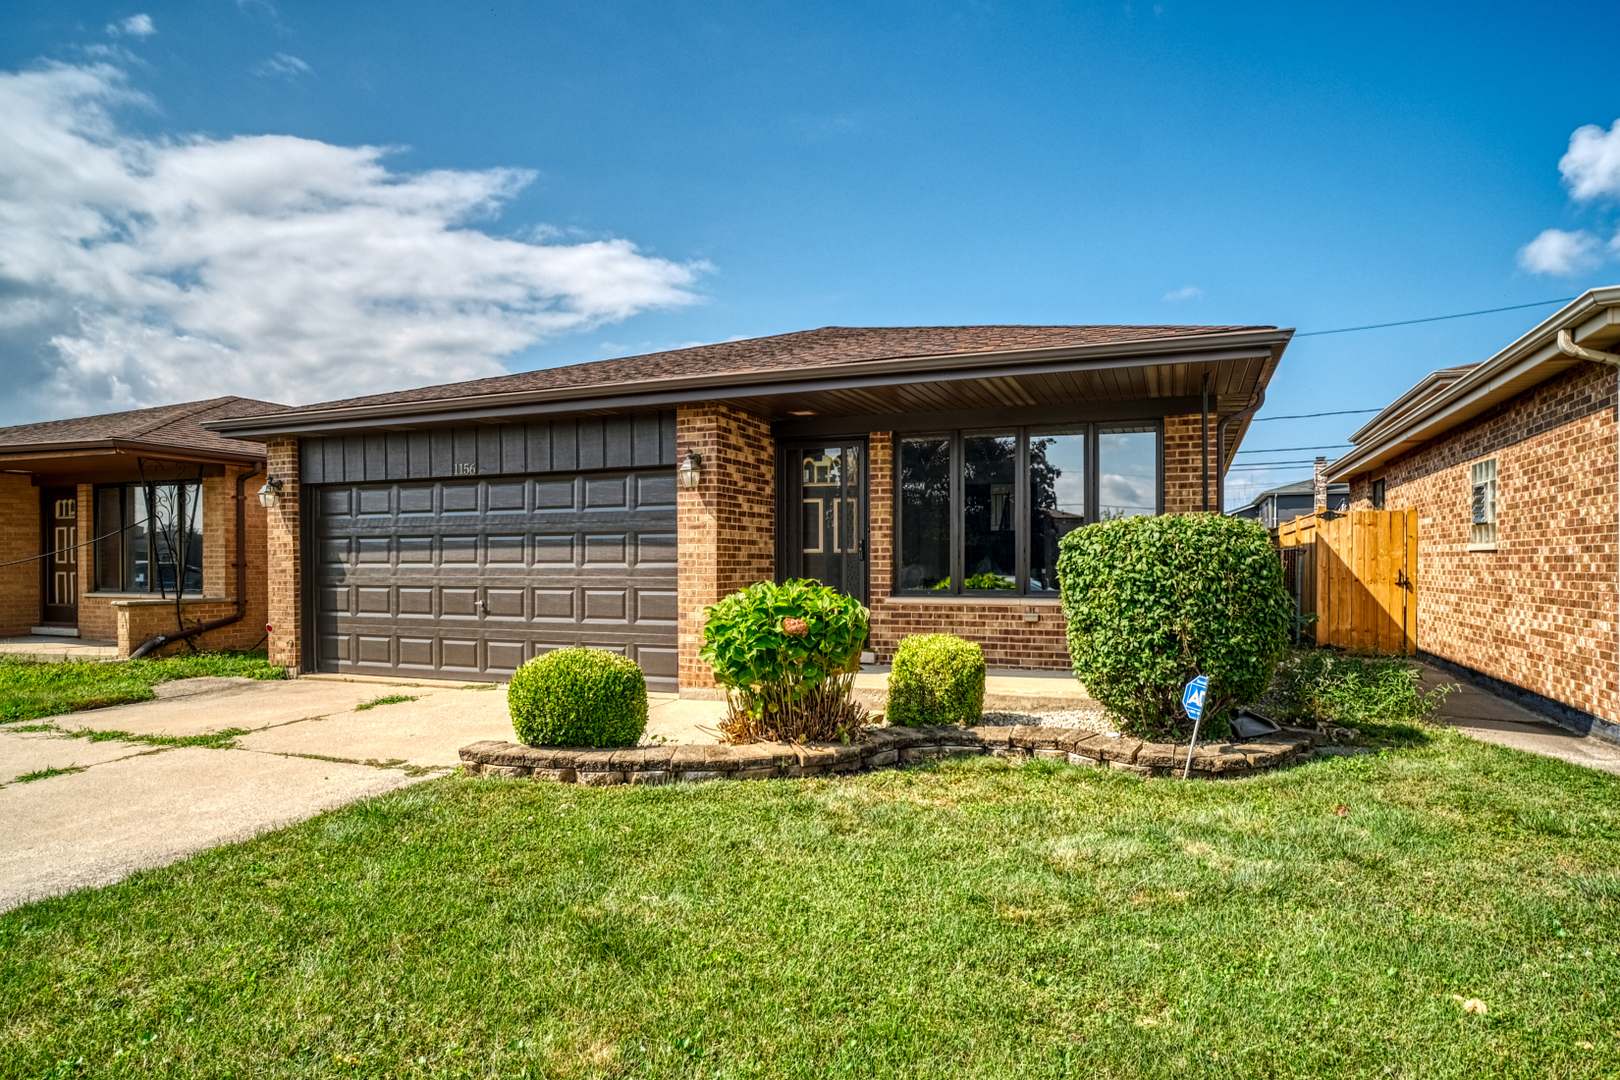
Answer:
[298, 411, 678, 486]
[771, 398, 1202, 438]
[1417, 650, 1620, 747]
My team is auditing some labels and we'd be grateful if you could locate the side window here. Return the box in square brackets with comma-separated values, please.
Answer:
[1469, 459, 1497, 549]
[1370, 478, 1385, 510]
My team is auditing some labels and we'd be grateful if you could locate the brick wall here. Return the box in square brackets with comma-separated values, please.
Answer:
[1164, 413, 1220, 514]
[1344, 362, 1618, 724]
[0, 475, 40, 637]
[265, 438, 303, 673]
[675, 405, 776, 690]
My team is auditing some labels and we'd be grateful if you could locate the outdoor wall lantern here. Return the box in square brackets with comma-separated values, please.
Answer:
[678, 451, 703, 489]
[257, 476, 284, 509]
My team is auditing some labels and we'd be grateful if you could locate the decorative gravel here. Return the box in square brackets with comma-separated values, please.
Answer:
[978, 706, 1117, 734]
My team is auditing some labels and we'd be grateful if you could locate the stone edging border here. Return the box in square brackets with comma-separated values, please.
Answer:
[459, 723, 1323, 785]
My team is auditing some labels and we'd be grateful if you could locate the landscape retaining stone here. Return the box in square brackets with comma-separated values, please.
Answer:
[457, 724, 1317, 785]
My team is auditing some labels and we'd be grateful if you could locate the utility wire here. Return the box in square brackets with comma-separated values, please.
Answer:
[1251, 408, 1381, 422]
[1295, 297, 1576, 337]
[0, 523, 136, 569]
[1233, 443, 1351, 454]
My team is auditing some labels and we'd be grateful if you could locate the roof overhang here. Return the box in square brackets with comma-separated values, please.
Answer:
[0, 439, 266, 481]
[203, 328, 1295, 441]
[1328, 288, 1620, 480]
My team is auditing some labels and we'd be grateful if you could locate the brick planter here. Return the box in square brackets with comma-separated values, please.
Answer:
[459, 725, 1321, 783]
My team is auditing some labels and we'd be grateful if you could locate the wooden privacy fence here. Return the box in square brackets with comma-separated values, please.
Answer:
[1275, 508, 1417, 655]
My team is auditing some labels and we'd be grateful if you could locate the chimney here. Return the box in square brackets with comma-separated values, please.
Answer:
[1313, 456, 1328, 512]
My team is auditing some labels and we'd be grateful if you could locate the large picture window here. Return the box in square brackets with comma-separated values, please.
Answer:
[94, 482, 204, 595]
[897, 423, 1161, 596]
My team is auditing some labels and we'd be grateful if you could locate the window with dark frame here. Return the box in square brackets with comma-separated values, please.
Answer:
[1371, 478, 1386, 510]
[94, 481, 205, 595]
[897, 422, 1162, 597]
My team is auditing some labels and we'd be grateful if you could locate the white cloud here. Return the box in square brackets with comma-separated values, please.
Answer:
[1162, 285, 1203, 303]
[253, 53, 312, 80]
[107, 14, 155, 38]
[1517, 228, 1602, 277]
[1560, 119, 1620, 202]
[0, 61, 704, 419]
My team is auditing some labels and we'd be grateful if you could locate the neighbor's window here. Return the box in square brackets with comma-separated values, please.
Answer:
[1371, 478, 1386, 510]
[1469, 459, 1497, 549]
[898, 423, 1161, 596]
[95, 482, 204, 594]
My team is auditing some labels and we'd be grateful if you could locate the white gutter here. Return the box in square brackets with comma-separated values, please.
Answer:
[1557, 328, 1620, 367]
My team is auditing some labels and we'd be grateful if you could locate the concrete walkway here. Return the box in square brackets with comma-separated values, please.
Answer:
[0, 635, 119, 662]
[1424, 667, 1620, 777]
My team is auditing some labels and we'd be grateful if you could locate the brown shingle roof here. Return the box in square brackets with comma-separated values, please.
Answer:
[0, 397, 289, 458]
[270, 324, 1271, 414]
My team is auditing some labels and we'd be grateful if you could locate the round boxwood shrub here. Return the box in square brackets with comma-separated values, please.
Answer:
[886, 634, 986, 727]
[508, 646, 648, 747]
[1056, 514, 1291, 740]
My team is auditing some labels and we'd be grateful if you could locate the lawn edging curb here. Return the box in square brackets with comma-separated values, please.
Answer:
[459, 724, 1322, 784]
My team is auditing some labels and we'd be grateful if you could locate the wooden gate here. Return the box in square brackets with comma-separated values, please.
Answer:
[1276, 508, 1417, 655]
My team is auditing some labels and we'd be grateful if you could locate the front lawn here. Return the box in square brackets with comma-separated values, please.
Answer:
[2, 731, 1617, 1077]
[0, 653, 284, 723]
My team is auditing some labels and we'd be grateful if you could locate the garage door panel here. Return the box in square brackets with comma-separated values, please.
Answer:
[314, 469, 676, 690]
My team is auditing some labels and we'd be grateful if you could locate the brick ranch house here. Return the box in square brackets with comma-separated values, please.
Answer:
[1329, 287, 1619, 742]
[204, 325, 1294, 694]
[0, 397, 285, 656]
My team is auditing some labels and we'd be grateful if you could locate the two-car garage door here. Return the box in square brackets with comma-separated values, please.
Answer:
[313, 469, 678, 691]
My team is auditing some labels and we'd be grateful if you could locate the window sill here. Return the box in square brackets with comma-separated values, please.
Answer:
[1466, 543, 1498, 553]
[85, 592, 229, 606]
[881, 594, 1063, 606]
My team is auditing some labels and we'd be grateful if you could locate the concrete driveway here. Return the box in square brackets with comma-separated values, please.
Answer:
[0, 674, 729, 913]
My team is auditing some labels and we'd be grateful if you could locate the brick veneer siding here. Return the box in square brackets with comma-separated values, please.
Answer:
[676, 404, 776, 690]
[0, 475, 40, 637]
[1344, 362, 1618, 726]
[1163, 413, 1219, 514]
[265, 438, 303, 673]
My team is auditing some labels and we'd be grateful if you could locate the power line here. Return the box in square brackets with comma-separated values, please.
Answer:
[1233, 443, 1351, 454]
[1251, 408, 1382, 422]
[1296, 297, 1576, 337]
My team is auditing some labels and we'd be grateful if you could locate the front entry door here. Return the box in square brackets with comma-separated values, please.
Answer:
[788, 443, 867, 603]
[41, 487, 78, 627]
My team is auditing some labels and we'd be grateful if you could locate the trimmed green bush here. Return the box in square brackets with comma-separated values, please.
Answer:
[886, 634, 986, 727]
[1056, 514, 1291, 739]
[698, 579, 869, 743]
[508, 647, 647, 747]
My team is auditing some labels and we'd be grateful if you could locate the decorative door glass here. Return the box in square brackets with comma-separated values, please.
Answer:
[796, 445, 865, 600]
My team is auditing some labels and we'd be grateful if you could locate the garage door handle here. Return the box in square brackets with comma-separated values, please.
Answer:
[473, 599, 487, 614]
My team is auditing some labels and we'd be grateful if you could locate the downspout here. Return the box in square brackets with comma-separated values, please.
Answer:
[130, 463, 262, 659]
[1555, 329, 1620, 726]
[1214, 387, 1266, 515]
[1201, 372, 1211, 512]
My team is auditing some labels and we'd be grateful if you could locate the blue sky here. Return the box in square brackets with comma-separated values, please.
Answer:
[2, 1, 1618, 506]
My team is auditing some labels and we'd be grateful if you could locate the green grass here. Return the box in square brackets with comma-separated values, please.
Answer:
[0, 653, 284, 724]
[10, 764, 86, 784]
[2, 733, 1618, 1078]
[354, 694, 418, 711]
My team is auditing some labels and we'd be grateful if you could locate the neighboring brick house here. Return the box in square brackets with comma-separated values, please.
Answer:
[0, 397, 285, 657]
[1330, 288, 1619, 742]
[205, 324, 1294, 692]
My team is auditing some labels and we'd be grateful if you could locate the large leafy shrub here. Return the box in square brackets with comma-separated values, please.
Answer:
[508, 647, 647, 747]
[1259, 648, 1452, 729]
[699, 579, 869, 743]
[886, 634, 985, 726]
[1056, 514, 1291, 739]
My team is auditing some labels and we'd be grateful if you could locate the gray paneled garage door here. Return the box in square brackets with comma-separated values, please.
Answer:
[313, 470, 678, 691]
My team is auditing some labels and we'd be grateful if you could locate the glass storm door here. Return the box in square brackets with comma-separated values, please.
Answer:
[791, 444, 867, 603]
[41, 487, 78, 627]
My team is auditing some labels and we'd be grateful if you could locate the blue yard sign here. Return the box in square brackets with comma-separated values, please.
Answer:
[1182, 675, 1210, 722]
